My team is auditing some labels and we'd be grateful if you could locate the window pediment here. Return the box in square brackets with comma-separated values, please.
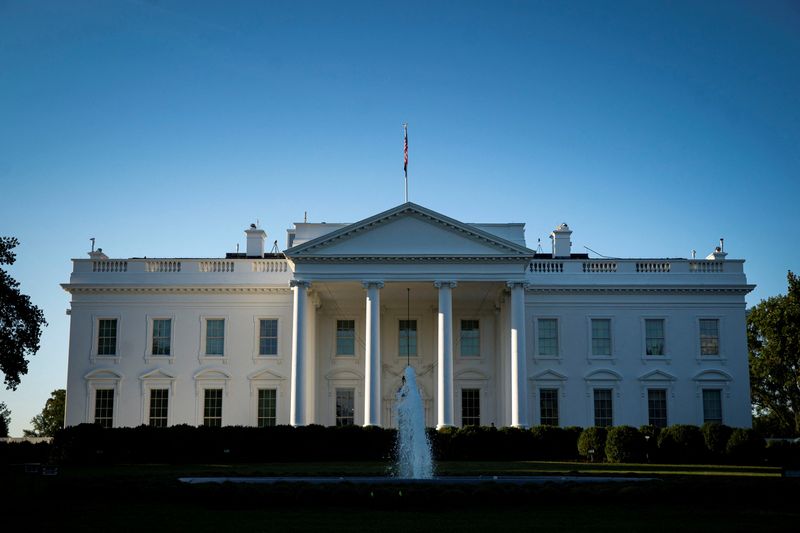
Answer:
[84, 369, 123, 381]
[584, 368, 623, 381]
[193, 368, 231, 381]
[248, 368, 287, 381]
[530, 369, 568, 381]
[638, 369, 677, 382]
[692, 369, 732, 382]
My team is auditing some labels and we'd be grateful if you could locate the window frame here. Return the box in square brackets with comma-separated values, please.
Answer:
[334, 318, 357, 358]
[696, 316, 724, 361]
[459, 318, 481, 358]
[460, 387, 481, 427]
[145, 315, 175, 363]
[593, 388, 614, 428]
[646, 388, 668, 428]
[254, 317, 280, 358]
[139, 371, 176, 426]
[701, 388, 724, 425]
[202, 388, 224, 427]
[91, 315, 122, 363]
[398, 318, 419, 358]
[147, 387, 170, 428]
[538, 388, 560, 427]
[335, 387, 356, 426]
[641, 317, 670, 362]
[199, 315, 229, 363]
[586, 316, 615, 361]
[256, 388, 278, 427]
[534, 316, 561, 359]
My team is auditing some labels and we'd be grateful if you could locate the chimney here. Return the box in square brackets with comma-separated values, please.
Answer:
[705, 238, 727, 261]
[88, 247, 108, 260]
[245, 223, 267, 257]
[550, 223, 572, 258]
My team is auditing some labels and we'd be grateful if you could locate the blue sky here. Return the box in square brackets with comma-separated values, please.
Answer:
[1, 0, 798, 436]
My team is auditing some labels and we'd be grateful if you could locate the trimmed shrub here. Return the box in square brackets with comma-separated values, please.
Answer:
[701, 423, 733, 461]
[657, 424, 705, 463]
[577, 427, 607, 462]
[726, 428, 765, 464]
[605, 426, 646, 463]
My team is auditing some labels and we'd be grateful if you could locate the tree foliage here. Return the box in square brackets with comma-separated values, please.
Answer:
[0, 237, 47, 390]
[25, 389, 65, 437]
[747, 271, 800, 436]
[0, 402, 10, 437]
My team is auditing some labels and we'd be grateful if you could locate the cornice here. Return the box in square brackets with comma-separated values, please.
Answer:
[525, 285, 755, 295]
[290, 254, 532, 264]
[61, 284, 292, 295]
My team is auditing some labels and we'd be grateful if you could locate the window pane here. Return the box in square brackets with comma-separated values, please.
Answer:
[538, 319, 559, 356]
[336, 388, 355, 426]
[700, 319, 720, 356]
[257, 389, 277, 427]
[645, 319, 665, 356]
[152, 319, 171, 356]
[399, 320, 417, 357]
[98, 319, 117, 355]
[336, 320, 355, 356]
[259, 319, 278, 356]
[203, 389, 223, 427]
[94, 389, 114, 428]
[460, 320, 480, 357]
[206, 319, 224, 355]
[149, 388, 169, 427]
[647, 389, 667, 428]
[539, 389, 559, 426]
[462, 388, 480, 426]
[593, 389, 613, 427]
[703, 389, 722, 424]
[591, 319, 611, 356]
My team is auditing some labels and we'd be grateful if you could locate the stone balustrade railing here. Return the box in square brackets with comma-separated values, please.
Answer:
[75, 258, 289, 276]
[528, 259, 741, 275]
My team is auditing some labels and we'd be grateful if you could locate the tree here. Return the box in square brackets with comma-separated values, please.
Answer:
[0, 237, 47, 390]
[0, 402, 10, 437]
[747, 271, 800, 436]
[25, 389, 65, 437]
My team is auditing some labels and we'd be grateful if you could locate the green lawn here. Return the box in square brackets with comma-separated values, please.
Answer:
[3, 461, 796, 531]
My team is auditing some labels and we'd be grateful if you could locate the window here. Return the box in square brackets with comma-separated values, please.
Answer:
[591, 319, 611, 356]
[203, 388, 223, 427]
[461, 388, 480, 426]
[336, 388, 355, 426]
[645, 319, 665, 356]
[94, 389, 114, 428]
[97, 319, 117, 356]
[149, 388, 169, 427]
[593, 389, 613, 427]
[647, 389, 667, 428]
[336, 320, 355, 356]
[205, 319, 225, 356]
[151, 319, 171, 356]
[257, 389, 277, 427]
[699, 319, 720, 356]
[460, 320, 480, 357]
[702, 389, 723, 424]
[537, 318, 559, 356]
[399, 319, 417, 357]
[539, 389, 559, 426]
[259, 319, 278, 356]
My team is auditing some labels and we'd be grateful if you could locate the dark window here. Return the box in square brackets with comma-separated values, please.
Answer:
[336, 320, 355, 356]
[702, 389, 722, 424]
[336, 388, 355, 426]
[97, 319, 117, 356]
[399, 319, 417, 357]
[257, 389, 277, 427]
[461, 388, 480, 426]
[593, 389, 613, 427]
[152, 319, 171, 356]
[259, 319, 278, 356]
[94, 389, 114, 428]
[460, 320, 480, 357]
[203, 389, 223, 427]
[539, 389, 559, 426]
[700, 319, 720, 356]
[591, 319, 611, 356]
[206, 319, 225, 355]
[149, 388, 169, 427]
[647, 389, 667, 428]
[645, 319, 665, 355]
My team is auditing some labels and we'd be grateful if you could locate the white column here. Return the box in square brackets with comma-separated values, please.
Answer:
[508, 281, 529, 428]
[363, 280, 384, 426]
[290, 280, 310, 426]
[435, 280, 457, 429]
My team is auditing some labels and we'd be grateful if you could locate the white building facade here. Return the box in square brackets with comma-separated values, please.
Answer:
[62, 203, 754, 430]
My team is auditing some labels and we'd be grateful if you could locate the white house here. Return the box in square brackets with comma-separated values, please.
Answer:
[62, 202, 754, 430]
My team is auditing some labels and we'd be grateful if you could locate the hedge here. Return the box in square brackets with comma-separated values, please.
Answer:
[605, 426, 646, 463]
[577, 427, 607, 461]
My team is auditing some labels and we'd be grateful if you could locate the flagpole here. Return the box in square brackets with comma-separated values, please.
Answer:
[403, 123, 408, 203]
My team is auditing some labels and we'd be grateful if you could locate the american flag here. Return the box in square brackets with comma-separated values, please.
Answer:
[403, 124, 408, 177]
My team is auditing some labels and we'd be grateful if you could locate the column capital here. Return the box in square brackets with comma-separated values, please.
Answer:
[506, 280, 529, 290]
[433, 280, 458, 289]
[289, 280, 311, 289]
[361, 280, 385, 289]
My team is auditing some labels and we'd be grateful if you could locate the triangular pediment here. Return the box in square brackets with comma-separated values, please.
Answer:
[530, 369, 568, 381]
[638, 369, 677, 382]
[84, 369, 123, 381]
[193, 368, 231, 381]
[140, 368, 176, 381]
[285, 203, 534, 260]
[248, 368, 287, 381]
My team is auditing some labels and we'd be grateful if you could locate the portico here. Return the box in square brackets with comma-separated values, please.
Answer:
[284, 203, 535, 429]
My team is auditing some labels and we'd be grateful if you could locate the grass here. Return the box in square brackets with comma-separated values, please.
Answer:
[2, 461, 796, 531]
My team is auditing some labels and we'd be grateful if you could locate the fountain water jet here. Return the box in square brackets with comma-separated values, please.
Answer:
[395, 365, 434, 479]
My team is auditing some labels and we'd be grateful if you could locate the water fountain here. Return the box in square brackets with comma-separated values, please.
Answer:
[394, 365, 434, 479]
